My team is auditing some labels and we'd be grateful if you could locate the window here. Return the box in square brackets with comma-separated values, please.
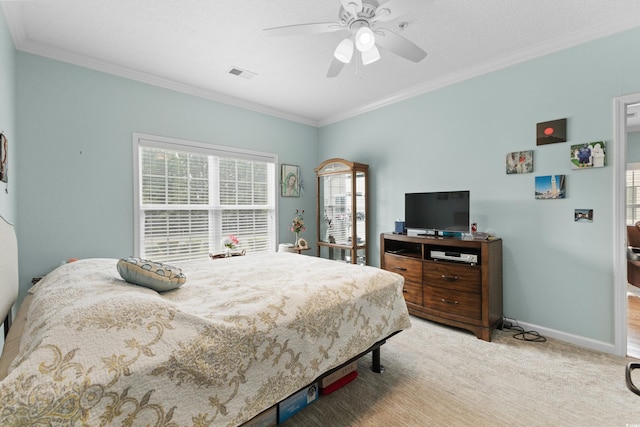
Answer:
[133, 133, 277, 263]
[627, 163, 640, 225]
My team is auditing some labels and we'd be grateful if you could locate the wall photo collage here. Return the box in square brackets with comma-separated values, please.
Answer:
[505, 118, 604, 223]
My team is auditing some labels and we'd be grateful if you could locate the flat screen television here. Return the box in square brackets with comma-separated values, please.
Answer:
[404, 191, 470, 236]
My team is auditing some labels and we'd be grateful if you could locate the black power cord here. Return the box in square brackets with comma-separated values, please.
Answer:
[500, 316, 547, 343]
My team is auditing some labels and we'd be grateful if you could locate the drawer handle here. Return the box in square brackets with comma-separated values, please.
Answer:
[441, 274, 459, 281]
[441, 298, 459, 305]
[403, 289, 408, 293]
[394, 266, 408, 271]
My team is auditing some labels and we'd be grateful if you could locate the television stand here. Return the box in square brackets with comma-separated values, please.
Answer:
[380, 233, 503, 341]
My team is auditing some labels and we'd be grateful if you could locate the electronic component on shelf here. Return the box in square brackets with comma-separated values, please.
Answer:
[430, 250, 478, 264]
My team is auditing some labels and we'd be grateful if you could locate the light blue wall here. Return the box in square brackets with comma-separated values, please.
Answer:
[319, 26, 640, 345]
[7, 9, 640, 348]
[0, 8, 16, 223]
[15, 53, 318, 304]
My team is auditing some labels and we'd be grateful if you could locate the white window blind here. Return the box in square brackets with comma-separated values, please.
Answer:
[627, 163, 640, 226]
[134, 134, 277, 263]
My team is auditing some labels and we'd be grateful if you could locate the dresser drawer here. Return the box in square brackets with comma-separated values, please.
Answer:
[402, 281, 422, 305]
[424, 261, 481, 293]
[424, 286, 481, 320]
[384, 254, 422, 283]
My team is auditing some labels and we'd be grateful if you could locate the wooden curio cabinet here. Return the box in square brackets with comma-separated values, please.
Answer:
[315, 158, 368, 265]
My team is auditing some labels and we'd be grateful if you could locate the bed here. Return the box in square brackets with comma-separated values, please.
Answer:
[0, 217, 411, 426]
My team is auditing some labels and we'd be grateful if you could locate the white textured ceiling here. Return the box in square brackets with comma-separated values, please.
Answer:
[3, 0, 640, 127]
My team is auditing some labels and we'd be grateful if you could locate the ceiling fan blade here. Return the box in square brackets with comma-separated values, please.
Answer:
[374, 28, 427, 62]
[327, 57, 347, 78]
[263, 22, 343, 36]
[373, 0, 429, 23]
[340, 0, 363, 16]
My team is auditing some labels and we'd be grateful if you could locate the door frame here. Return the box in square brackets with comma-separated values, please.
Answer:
[614, 92, 640, 357]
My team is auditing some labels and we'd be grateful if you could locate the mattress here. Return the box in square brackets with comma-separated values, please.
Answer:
[0, 253, 411, 426]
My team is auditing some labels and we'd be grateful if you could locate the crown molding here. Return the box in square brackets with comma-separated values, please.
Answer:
[1, 4, 318, 127]
[4, 3, 640, 129]
[318, 14, 640, 127]
[19, 39, 320, 127]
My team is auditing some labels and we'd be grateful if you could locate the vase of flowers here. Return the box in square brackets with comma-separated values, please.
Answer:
[291, 209, 306, 247]
[221, 234, 239, 257]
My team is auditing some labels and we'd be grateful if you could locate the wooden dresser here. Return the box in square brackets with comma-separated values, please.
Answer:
[380, 233, 503, 341]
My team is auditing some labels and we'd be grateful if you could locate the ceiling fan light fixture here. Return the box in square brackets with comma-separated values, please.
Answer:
[355, 26, 375, 52]
[361, 44, 380, 65]
[334, 38, 354, 63]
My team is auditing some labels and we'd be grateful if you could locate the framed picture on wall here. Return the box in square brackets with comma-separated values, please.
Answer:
[575, 209, 594, 222]
[570, 141, 606, 169]
[506, 150, 534, 174]
[535, 174, 566, 199]
[0, 132, 7, 183]
[536, 118, 567, 146]
[281, 164, 300, 197]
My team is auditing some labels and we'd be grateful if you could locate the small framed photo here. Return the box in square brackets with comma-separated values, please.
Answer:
[0, 132, 7, 183]
[575, 209, 593, 223]
[535, 175, 566, 199]
[537, 118, 567, 146]
[281, 164, 300, 197]
[570, 141, 606, 169]
[506, 150, 533, 174]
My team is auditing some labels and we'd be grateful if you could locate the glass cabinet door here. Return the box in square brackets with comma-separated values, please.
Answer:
[316, 159, 368, 265]
[354, 171, 366, 248]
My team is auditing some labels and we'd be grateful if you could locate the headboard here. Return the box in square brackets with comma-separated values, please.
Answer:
[0, 216, 18, 338]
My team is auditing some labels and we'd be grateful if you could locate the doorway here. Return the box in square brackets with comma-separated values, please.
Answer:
[626, 103, 640, 358]
[614, 92, 640, 357]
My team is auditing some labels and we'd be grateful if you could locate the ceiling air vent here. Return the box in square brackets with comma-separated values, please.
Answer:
[227, 67, 257, 80]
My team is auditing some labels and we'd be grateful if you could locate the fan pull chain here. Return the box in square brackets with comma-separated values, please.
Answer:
[355, 51, 363, 79]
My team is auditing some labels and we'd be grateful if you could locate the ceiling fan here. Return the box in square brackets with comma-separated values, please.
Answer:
[263, 0, 428, 77]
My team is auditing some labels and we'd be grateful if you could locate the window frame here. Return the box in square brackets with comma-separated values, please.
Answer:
[132, 132, 279, 260]
[625, 162, 640, 225]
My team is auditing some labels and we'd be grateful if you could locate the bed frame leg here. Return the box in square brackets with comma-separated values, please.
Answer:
[371, 348, 384, 373]
[3, 310, 11, 340]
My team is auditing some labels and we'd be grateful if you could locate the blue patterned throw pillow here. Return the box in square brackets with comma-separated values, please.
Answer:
[117, 257, 187, 292]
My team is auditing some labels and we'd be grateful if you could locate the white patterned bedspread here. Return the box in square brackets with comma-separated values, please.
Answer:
[0, 253, 411, 426]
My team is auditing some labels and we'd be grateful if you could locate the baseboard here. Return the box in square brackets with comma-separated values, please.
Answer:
[513, 320, 617, 355]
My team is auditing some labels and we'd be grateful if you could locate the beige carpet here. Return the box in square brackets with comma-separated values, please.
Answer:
[284, 316, 640, 426]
